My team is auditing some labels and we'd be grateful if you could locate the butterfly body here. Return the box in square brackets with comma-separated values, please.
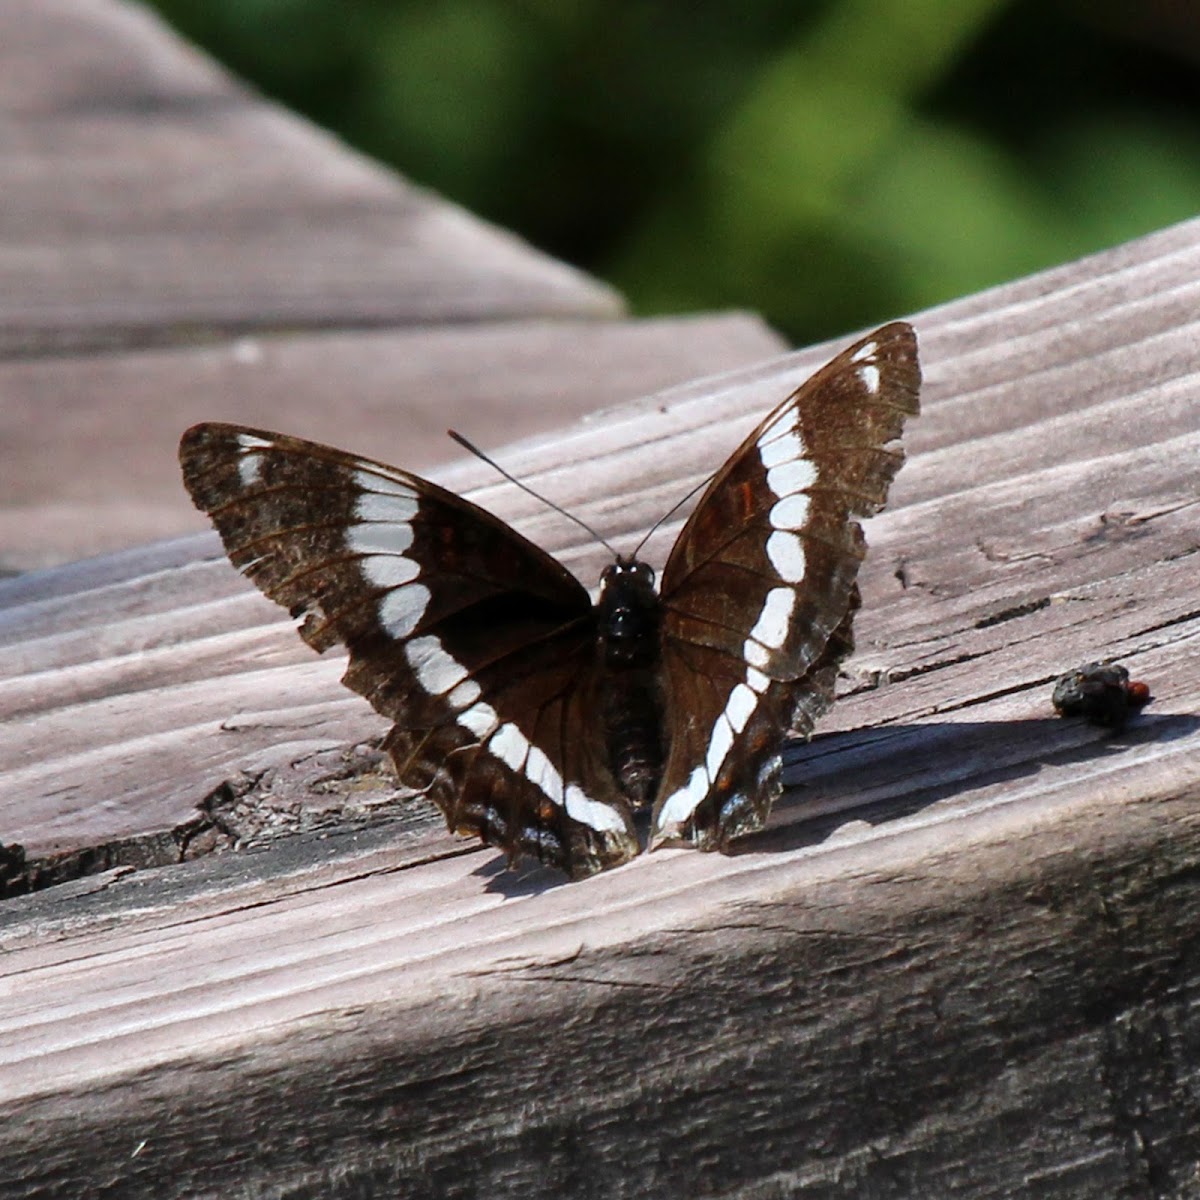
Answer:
[596, 559, 665, 809]
[180, 322, 920, 879]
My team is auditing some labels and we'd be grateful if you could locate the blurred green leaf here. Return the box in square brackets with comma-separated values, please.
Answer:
[147, 0, 1200, 344]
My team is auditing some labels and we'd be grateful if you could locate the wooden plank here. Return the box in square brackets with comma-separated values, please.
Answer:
[1, 758, 1197, 1198]
[0, 0, 620, 355]
[0, 312, 785, 570]
[5, 217, 1198, 856]
[2, 230, 1200, 1199]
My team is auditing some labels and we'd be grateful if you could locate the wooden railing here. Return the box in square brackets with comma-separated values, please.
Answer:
[1, 3, 1198, 1198]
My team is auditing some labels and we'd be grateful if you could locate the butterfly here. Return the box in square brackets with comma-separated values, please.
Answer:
[179, 322, 920, 879]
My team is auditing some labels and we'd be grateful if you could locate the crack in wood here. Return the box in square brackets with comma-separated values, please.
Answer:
[1135, 607, 1200, 637]
[0, 741, 445, 899]
[485, 972, 678, 991]
[0, 822, 206, 899]
[861, 646, 994, 687]
[974, 537, 1057, 566]
[974, 597, 1053, 629]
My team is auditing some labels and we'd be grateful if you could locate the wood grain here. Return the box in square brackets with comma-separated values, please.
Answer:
[0, 312, 785, 570]
[3, 207, 1199, 1195]
[1, 757, 1197, 1199]
[3, 0, 1200, 1193]
[0, 0, 620, 356]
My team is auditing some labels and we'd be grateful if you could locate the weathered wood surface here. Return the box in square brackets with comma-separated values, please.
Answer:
[2, 207, 1199, 1197]
[3, 1, 1200, 1196]
[0, 312, 784, 571]
[0, 0, 619, 358]
[0, 0, 785, 572]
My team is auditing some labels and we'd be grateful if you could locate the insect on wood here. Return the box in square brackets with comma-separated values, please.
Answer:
[179, 323, 921, 878]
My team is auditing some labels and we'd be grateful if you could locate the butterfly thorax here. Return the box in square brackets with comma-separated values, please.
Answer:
[596, 558, 665, 808]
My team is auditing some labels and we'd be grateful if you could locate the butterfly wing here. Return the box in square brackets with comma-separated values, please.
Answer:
[651, 322, 920, 848]
[180, 423, 639, 878]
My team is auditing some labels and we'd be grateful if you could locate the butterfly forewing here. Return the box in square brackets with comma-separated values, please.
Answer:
[180, 424, 640, 877]
[651, 322, 920, 848]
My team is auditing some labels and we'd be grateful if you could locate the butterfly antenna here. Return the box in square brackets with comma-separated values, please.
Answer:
[629, 471, 713, 561]
[448, 431, 621, 558]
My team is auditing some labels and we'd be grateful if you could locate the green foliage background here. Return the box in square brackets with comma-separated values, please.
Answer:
[149, 0, 1200, 344]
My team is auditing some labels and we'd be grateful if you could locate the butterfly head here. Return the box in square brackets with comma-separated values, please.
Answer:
[600, 555, 656, 590]
[598, 557, 659, 665]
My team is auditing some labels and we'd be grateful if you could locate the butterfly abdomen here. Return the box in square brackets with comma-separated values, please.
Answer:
[600, 664, 664, 808]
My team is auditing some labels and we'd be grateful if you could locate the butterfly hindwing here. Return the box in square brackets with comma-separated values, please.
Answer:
[179, 424, 640, 878]
[651, 322, 920, 848]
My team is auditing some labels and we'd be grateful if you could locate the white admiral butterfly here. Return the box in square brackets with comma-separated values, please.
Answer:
[180, 322, 920, 878]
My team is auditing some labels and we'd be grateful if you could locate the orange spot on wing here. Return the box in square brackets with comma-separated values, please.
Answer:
[735, 480, 756, 522]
